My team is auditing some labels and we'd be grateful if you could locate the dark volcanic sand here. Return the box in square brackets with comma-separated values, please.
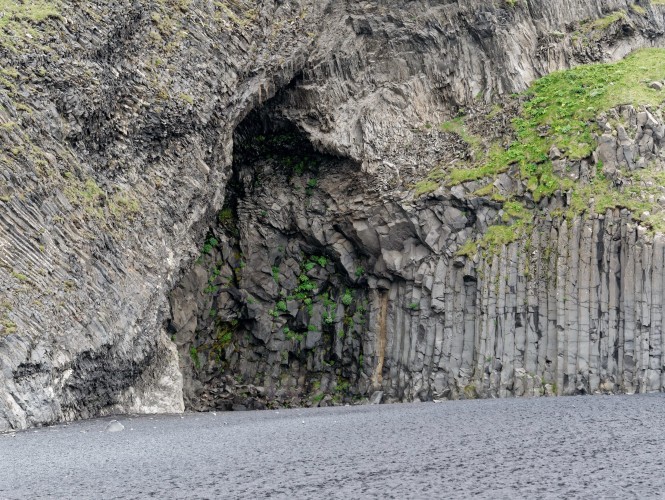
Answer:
[2, 394, 664, 499]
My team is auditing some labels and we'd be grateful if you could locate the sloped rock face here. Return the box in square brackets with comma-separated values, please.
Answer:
[1, 0, 665, 429]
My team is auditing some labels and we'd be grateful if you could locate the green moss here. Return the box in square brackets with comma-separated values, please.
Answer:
[309, 255, 327, 267]
[109, 194, 141, 219]
[189, 346, 201, 369]
[284, 327, 304, 342]
[456, 240, 477, 257]
[0, 67, 18, 79]
[441, 49, 664, 197]
[458, 200, 534, 257]
[0, 0, 61, 52]
[414, 179, 438, 197]
[463, 384, 478, 399]
[480, 224, 522, 249]
[201, 236, 219, 255]
[439, 48, 665, 244]
[0, 0, 61, 29]
[178, 93, 194, 105]
[63, 177, 104, 218]
[502, 200, 533, 223]
[213, 1, 258, 28]
[584, 10, 626, 31]
[213, 322, 234, 352]
[11, 271, 28, 282]
[0, 317, 17, 335]
[441, 117, 483, 156]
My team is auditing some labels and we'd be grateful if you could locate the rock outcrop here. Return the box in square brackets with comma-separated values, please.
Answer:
[170, 102, 665, 409]
[2, 0, 665, 430]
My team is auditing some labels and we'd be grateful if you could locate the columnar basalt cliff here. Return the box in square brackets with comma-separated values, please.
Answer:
[171, 101, 665, 409]
[2, 0, 665, 430]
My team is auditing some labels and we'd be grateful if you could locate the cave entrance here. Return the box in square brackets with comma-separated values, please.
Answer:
[166, 102, 371, 411]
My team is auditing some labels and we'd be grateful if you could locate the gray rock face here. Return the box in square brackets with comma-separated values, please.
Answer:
[1, 0, 665, 430]
[170, 112, 665, 408]
[105, 420, 125, 433]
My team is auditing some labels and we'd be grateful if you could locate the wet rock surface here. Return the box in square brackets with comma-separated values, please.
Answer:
[2, 394, 665, 499]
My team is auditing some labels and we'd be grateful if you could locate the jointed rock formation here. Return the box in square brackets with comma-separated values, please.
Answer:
[2, 0, 665, 430]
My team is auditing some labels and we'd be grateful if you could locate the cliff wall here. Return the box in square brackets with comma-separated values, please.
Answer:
[171, 103, 665, 409]
[1, 0, 665, 429]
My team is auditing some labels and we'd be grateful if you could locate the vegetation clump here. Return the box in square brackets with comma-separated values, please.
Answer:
[449, 49, 665, 196]
[419, 48, 665, 256]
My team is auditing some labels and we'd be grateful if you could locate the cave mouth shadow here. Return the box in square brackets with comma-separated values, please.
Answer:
[166, 98, 371, 412]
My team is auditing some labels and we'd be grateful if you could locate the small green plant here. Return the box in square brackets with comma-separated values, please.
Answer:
[342, 289, 353, 306]
[408, 302, 420, 311]
[202, 236, 218, 255]
[312, 255, 327, 267]
[276, 300, 287, 312]
[335, 380, 350, 393]
[323, 293, 336, 308]
[189, 346, 201, 369]
[11, 271, 28, 282]
[296, 274, 316, 293]
[414, 180, 439, 197]
[271, 266, 280, 283]
[355, 266, 365, 278]
[284, 327, 304, 342]
[323, 313, 334, 325]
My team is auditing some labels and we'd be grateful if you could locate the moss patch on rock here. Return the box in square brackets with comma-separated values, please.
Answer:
[431, 48, 665, 256]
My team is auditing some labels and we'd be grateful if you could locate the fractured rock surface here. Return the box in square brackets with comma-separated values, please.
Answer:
[1, 0, 665, 430]
[172, 107, 665, 409]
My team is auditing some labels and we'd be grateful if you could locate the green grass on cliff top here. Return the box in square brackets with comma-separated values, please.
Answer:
[0, 0, 60, 29]
[0, 0, 61, 50]
[442, 48, 665, 256]
[521, 47, 665, 158]
[447, 48, 665, 202]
